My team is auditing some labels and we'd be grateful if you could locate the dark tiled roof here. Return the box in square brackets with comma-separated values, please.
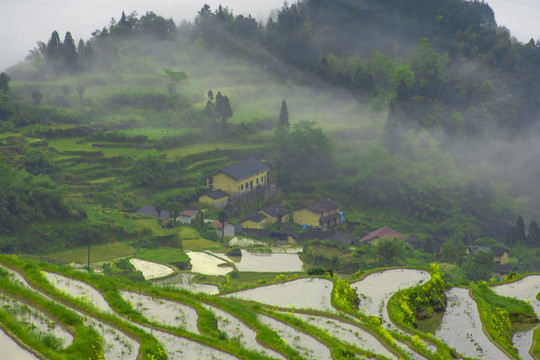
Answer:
[220, 158, 269, 180]
[241, 212, 267, 223]
[492, 246, 508, 257]
[204, 189, 228, 200]
[135, 205, 170, 219]
[302, 199, 340, 214]
[297, 230, 353, 245]
[260, 204, 289, 218]
[297, 231, 332, 243]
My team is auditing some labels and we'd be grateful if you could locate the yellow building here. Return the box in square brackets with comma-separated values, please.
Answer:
[466, 246, 509, 265]
[206, 158, 270, 194]
[259, 204, 290, 225]
[293, 199, 341, 230]
[199, 189, 229, 208]
[240, 212, 268, 229]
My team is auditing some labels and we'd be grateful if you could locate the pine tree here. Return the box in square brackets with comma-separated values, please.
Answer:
[528, 220, 540, 247]
[63, 32, 78, 70]
[279, 100, 289, 127]
[46, 30, 62, 63]
[214, 91, 233, 124]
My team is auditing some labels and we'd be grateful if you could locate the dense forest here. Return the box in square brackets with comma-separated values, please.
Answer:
[1, 0, 540, 279]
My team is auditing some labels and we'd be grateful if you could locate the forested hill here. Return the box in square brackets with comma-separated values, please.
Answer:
[2, 0, 540, 264]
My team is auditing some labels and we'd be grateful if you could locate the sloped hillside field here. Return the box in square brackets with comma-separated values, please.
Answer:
[2, 256, 537, 359]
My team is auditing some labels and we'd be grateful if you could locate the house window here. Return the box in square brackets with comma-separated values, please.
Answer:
[250, 180, 253, 190]
[241, 184, 244, 191]
[245, 182, 248, 190]
[261, 176, 264, 184]
[256, 178, 259, 185]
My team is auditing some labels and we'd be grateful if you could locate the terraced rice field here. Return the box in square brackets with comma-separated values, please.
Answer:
[1, 260, 534, 359]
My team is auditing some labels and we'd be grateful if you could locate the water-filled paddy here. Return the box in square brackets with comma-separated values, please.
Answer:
[43, 271, 113, 313]
[129, 258, 174, 280]
[0, 294, 73, 348]
[121, 291, 199, 333]
[259, 314, 331, 360]
[226, 278, 334, 311]
[186, 251, 233, 276]
[0, 328, 39, 360]
[434, 287, 510, 359]
[220, 249, 303, 272]
[154, 273, 219, 295]
[351, 269, 430, 323]
[203, 304, 286, 359]
[137, 324, 238, 360]
[292, 313, 397, 359]
[492, 275, 540, 359]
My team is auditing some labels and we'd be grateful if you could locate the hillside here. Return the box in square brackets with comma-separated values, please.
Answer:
[1, 2, 540, 273]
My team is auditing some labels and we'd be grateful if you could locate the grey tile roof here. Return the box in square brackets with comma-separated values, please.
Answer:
[204, 189, 228, 200]
[260, 204, 289, 218]
[241, 212, 267, 223]
[220, 158, 269, 180]
[302, 199, 340, 214]
[135, 205, 170, 219]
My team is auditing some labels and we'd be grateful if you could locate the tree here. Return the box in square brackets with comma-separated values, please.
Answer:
[133, 155, 167, 188]
[528, 220, 540, 247]
[31, 90, 43, 106]
[377, 238, 405, 262]
[218, 210, 228, 243]
[279, 99, 290, 127]
[391, 65, 415, 100]
[62, 32, 78, 70]
[163, 68, 188, 97]
[462, 250, 494, 281]
[214, 92, 233, 124]
[0, 72, 10, 94]
[20, 149, 54, 175]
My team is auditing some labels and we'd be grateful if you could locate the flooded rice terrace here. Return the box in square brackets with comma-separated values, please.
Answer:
[154, 272, 219, 295]
[219, 249, 304, 272]
[43, 271, 113, 313]
[435, 287, 510, 359]
[291, 313, 397, 359]
[203, 304, 286, 359]
[351, 269, 430, 323]
[0, 293, 73, 348]
[492, 275, 540, 360]
[121, 290, 200, 333]
[259, 313, 331, 360]
[129, 258, 174, 280]
[186, 251, 233, 276]
[137, 323, 239, 360]
[226, 277, 334, 311]
[0, 328, 39, 360]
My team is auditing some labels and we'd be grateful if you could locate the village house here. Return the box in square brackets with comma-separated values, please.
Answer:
[359, 226, 404, 245]
[293, 199, 342, 230]
[213, 220, 235, 237]
[206, 158, 270, 194]
[177, 208, 199, 224]
[466, 246, 509, 265]
[240, 212, 268, 229]
[198, 189, 229, 208]
[259, 204, 289, 224]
